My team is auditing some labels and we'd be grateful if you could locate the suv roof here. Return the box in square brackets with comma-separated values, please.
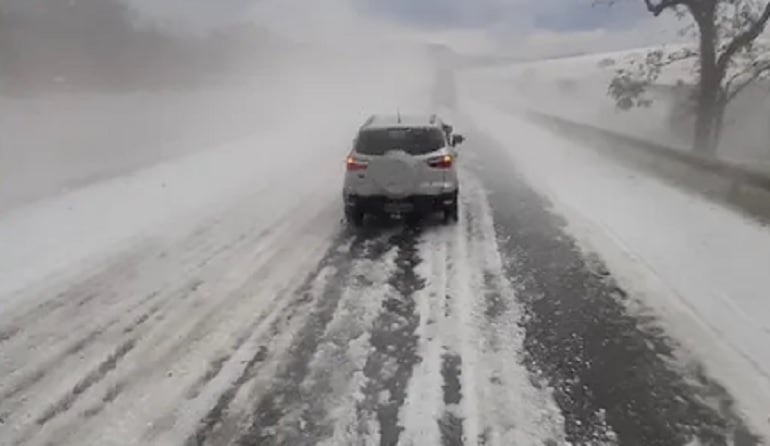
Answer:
[360, 114, 444, 130]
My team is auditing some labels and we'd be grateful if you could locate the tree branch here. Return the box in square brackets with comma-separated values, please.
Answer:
[665, 46, 699, 64]
[644, 0, 691, 16]
[717, 2, 770, 73]
[724, 66, 749, 93]
[726, 61, 770, 102]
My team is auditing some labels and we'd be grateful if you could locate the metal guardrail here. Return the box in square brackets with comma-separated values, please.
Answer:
[526, 110, 770, 222]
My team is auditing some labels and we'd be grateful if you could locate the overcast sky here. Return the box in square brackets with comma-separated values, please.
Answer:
[127, 0, 683, 57]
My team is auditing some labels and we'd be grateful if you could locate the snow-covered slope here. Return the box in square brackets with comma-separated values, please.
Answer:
[465, 47, 770, 169]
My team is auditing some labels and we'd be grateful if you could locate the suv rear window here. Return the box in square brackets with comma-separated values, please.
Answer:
[355, 127, 446, 156]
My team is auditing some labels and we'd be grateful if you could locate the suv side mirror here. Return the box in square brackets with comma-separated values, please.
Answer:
[451, 134, 465, 146]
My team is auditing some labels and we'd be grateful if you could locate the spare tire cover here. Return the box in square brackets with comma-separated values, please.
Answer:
[368, 151, 418, 197]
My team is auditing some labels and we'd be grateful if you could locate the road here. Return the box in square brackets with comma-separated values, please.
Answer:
[0, 121, 762, 446]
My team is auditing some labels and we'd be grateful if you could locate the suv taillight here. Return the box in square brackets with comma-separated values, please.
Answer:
[346, 156, 368, 171]
[428, 155, 453, 169]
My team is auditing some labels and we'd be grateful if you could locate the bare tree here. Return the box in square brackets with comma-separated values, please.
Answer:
[604, 0, 770, 156]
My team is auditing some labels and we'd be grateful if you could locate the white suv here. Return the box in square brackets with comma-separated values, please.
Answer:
[343, 114, 464, 226]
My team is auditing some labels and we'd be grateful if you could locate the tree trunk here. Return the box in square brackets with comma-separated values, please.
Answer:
[712, 99, 726, 152]
[693, 92, 720, 156]
[693, 3, 721, 157]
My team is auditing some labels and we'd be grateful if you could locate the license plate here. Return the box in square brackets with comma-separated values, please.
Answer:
[384, 202, 413, 213]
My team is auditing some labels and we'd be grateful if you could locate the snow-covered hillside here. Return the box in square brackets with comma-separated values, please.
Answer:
[464, 46, 770, 169]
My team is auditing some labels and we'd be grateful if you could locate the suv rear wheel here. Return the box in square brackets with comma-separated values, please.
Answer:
[443, 191, 459, 223]
[345, 206, 364, 227]
[444, 203, 458, 223]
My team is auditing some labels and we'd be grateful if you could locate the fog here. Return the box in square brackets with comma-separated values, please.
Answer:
[462, 49, 770, 171]
[3, 0, 769, 212]
[0, 0, 443, 298]
[0, 0, 438, 212]
[4, 3, 770, 444]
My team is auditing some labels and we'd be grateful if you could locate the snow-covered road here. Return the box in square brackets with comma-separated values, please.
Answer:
[0, 163, 568, 445]
[2, 67, 769, 444]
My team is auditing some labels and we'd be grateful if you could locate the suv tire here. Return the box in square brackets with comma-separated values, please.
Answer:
[346, 206, 365, 227]
[444, 203, 458, 223]
[444, 190, 459, 223]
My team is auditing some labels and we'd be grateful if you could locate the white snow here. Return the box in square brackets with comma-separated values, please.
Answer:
[0, 44, 436, 446]
[10, 27, 770, 444]
[0, 87, 278, 210]
[288, 246, 399, 445]
[398, 229, 447, 446]
[0, 46, 433, 312]
[463, 97, 770, 441]
[452, 173, 568, 445]
[464, 47, 770, 170]
[399, 173, 567, 446]
[461, 51, 693, 152]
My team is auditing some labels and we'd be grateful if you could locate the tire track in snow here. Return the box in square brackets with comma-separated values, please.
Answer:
[0, 286, 170, 407]
[80, 381, 124, 419]
[391, 176, 564, 446]
[184, 353, 232, 401]
[1, 191, 299, 380]
[354, 226, 426, 446]
[439, 173, 566, 446]
[185, 344, 269, 446]
[183, 276, 331, 446]
[0, 225, 235, 385]
[34, 338, 137, 427]
[148, 229, 351, 446]
[204, 229, 392, 446]
[63, 210, 338, 444]
[0, 247, 150, 345]
[387, 224, 448, 446]
[177, 233, 341, 421]
[1, 263, 238, 416]
[7, 290, 177, 445]
[443, 203, 482, 446]
[0, 181, 299, 356]
[1, 193, 333, 446]
[435, 225, 467, 446]
[439, 353, 464, 446]
[253, 236, 400, 446]
[139, 289, 292, 444]
[0, 247, 152, 388]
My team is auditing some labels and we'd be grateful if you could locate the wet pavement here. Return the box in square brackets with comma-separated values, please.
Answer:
[467, 127, 760, 446]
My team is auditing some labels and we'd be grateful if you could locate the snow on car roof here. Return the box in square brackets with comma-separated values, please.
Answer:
[362, 114, 443, 130]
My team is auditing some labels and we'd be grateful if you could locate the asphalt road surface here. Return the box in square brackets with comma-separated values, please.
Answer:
[0, 122, 761, 446]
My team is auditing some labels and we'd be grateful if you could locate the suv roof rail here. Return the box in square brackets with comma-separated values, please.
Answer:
[360, 113, 445, 130]
[361, 115, 376, 128]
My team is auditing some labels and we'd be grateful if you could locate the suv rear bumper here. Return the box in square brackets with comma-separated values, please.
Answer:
[345, 191, 458, 214]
